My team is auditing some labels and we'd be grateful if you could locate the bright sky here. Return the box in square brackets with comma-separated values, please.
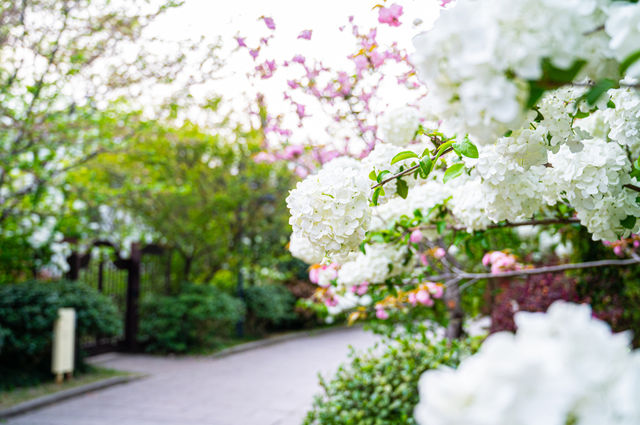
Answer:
[143, 0, 440, 143]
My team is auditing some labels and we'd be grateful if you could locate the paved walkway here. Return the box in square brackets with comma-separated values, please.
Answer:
[8, 327, 378, 425]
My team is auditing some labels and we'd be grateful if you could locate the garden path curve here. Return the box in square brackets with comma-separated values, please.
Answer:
[7, 327, 378, 425]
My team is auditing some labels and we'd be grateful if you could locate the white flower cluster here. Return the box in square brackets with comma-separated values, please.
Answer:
[604, 88, 640, 158]
[337, 243, 410, 288]
[380, 107, 421, 146]
[289, 233, 324, 265]
[547, 139, 640, 240]
[411, 0, 612, 142]
[415, 301, 640, 425]
[287, 159, 371, 262]
[370, 178, 452, 235]
[606, 2, 640, 79]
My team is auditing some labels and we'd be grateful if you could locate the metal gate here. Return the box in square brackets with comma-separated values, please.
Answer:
[67, 241, 172, 354]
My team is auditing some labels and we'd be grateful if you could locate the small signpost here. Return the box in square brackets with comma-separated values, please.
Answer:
[52, 308, 76, 384]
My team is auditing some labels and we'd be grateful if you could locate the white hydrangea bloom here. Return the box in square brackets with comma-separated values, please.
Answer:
[287, 161, 371, 262]
[474, 136, 550, 222]
[380, 107, 421, 146]
[370, 177, 452, 238]
[415, 301, 640, 425]
[606, 2, 640, 78]
[547, 140, 640, 240]
[604, 88, 640, 157]
[448, 177, 493, 232]
[411, 0, 611, 142]
[289, 233, 323, 265]
[337, 243, 410, 288]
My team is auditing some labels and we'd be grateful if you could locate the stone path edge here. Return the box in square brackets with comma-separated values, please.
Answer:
[0, 374, 145, 420]
[209, 324, 359, 359]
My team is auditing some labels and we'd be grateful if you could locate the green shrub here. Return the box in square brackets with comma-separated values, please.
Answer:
[244, 284, 297, 334]
[0, 280, 120, 390]
[304, 336, 480, 425]
[138, 283, 245, 353]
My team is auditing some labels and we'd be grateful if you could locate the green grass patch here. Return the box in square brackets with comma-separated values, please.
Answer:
[0, 366, 135, 409]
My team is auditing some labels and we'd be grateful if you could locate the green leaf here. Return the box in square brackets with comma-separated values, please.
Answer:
[526, 81, 546, 109]
[541, 58, 586, 83]
[359, 242, 367, 255]
[443, 163, 465, 183]
[390, 151, 419, 165]
[371, 187, 383, 205]
[377, 170, 391, 183]
[452, 136, 479, 159]
[631, 158, 640, 180]
[583, 79, 617, 106]
[621, 215, 637, 230]
[419, 157, 432, 177]
[436, 221, 446, 234]
[396, 179, 409, 199]
[620, 50, 640, 75]
[369, 169, 377, 181]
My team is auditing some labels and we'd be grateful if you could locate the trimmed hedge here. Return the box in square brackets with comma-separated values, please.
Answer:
[138, 283, 245, 353]
[304, 336, 480, 425]
[0, 280, 120, 390]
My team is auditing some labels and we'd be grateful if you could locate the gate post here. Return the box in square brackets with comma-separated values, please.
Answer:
[124, 242, 141, 352]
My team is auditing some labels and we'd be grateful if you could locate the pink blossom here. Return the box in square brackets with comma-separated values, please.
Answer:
[253, 152, 275, 163]
[325, 296, 338, 307]
[356, 283, 369, 296]
[309, 267, 320, 284]
[375, 307, 389, 320]
[482, 253, 492, 267]
[353, 55, 369, 75]
[315, 149, 340, 164]
[235, 37, 247, 48]
[292, 54, 306, 64]
[369, 50, 386, 68]
[433, 247, 446, 259]
[426, 282, 444, 299]
[294, 166, 309, 178]
[613, 245, 624, 257]
[420, 253, 428, 266]
[262, 16, 276, 30]
[378, 4, 403, 27]
[408, 292, 417, 306]
[416, 290, 433, 306]
[249, 49, 260, 60]
[440, 0, 455, 6]
[295, 103, 307, 119]
[410, 229, 423, 244]
[297, 29, 312, 40]
[283, 144, 304, 159]
[287, 80, 298, 89]
[634, 240, 640, 248]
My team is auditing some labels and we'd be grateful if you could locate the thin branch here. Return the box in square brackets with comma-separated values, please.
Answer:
[373, 256, 640, 287]
[370, 147, 454, 190]
[624, 183, 640, 193]
[419, 217, 581, 232]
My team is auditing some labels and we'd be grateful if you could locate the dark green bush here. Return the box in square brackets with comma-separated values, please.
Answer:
[304, 336, 480, 425]
[0, 280, 120, 390]
[138, 283, 245, 353]
[244, 284, 297, 334]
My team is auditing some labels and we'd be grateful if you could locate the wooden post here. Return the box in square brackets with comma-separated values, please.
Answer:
[444, 280, 464, 339]
[97, 257, 104, 292]
[67, 251, 80, 281]
[164, 249, 171, 295]
[124, 243, 141, 352]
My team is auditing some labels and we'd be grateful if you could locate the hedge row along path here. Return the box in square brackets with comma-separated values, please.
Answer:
[7, 327, 378, 425]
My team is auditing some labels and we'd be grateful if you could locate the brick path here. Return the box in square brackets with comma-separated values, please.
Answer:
[7, 327, 378, 425]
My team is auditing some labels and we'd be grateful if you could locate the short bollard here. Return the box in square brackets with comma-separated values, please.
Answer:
[52, 308, 76, 384]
